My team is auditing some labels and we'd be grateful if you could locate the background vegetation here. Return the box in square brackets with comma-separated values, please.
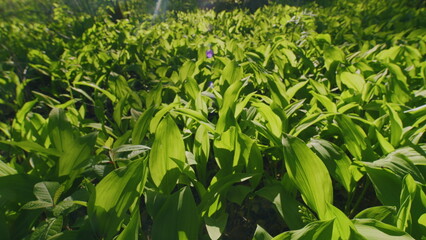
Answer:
[0, 0, 425, 239]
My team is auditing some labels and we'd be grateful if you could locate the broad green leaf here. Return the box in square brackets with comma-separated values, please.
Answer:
[22, 200, 53, 210]
[252, 102, 282, 139]
[227, 185, 251, 205]
[310, 91, 337, 113]
[149, 115, 185, 193]
[193, 125, 210, 184]
[272, 220, 334, 240]
[338, 72, 365, 93]
[221, 60, 243, 86]
[308, 139, 354, 192]
[152, 187, 200, 240]
[0, 140, 60, 157]
[74, 82, 117, 102]
[204, 209, 228, 240]
[286, 81, 308, 101]
[282, 134, 332, 219]
[335, 115, 374, 161]
[386, 104, 403, 147]
[48, 108, 97, 177]
[33, 181, 60, 204]
[0, 174, 38, 210]
[213, 126, 239, 170]
[397, 175, 416, 231]
[235, 92, 256, 118]
[58, 132, 97, 177]
[30, 217, 63, 240]
[116, 206, 141, 240]
[149, 103, 178, 134]
[291, 113, 334, 137]
[88, 158, 147, 240]
[253, 225, 273, 240]
[324, 203, 356, 239]
[324, 45, 345, 70]
[13, 99, 38, 127]
[0, 160, 17, 176]
[256, 180, 305, 230]
[365, 150, 425, 184]
[375, 129, 395, 154]
[199, 172, 255, 214]
[353, 219, 415, 240]
[385, 145, 426, 167]
[376, 46, 401, 62]
[396, 174, 426, 239]
[266, 76, 289, 107]
[354, 206, 397, 222]
[52, 200, 75, 217]
[112, 94, 128, 130]
[364, 165, 402, 206]
[179, 61, 196, 81]
[418, 214, 426, 237]
[239, 133, 263, 187]
[173, 108, 215, 131]
[216, 79, 244, 133]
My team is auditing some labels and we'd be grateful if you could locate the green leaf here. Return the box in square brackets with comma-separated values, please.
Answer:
[354, 206, 397, 222]
[52, 200, 75, 217]
[338, 72, 365, 93]
[365, 148, 425, 184]
[57, 132, 97, 177]
[205, 208, 228, 240]
[353, 219, 415, 240]
[386, 104, 403, 147]
[213, 126, 239, 171]
[253, 225, 273, 240]
[216, 79, 244, 133]
[385, 145, 426, 167]
[152, 187, 200, 240]
[308, 139, 354, 193]
[193, 125, 210, 184]
[282, 134, 332, 219]
[33, 182, 60, 204]
[221, 60, 243, 86]
[335, 115, 374, 161]
[173, 108, 215, 131]
[149, 103, 178, 134]
[88, 158, 147, 240]
[418, 214, 426, 237]
[149, 115, 185, 193]
[74, 82, 117, 102]
[252, 102, 283, 139]
[324, 45, 345, 69]
[239, 133, 263, 187]
[397, 175, 416, 231]
[310, 91, 337, 113]
[30, 217, 63, 240]
[256, 180, 305, 230]
[22, 200, 53, 210]
[272, 220, 334, 240]
[0, 160, 18, 176]
[116, 206, 141, 240]
[199, 172, 255, 214]
[0, 140, 60, 157]
[227, 185, 251, 205]
[0, 174, 38, 210]
[365, 165, 402, 206]
[48, 108, 97, 177]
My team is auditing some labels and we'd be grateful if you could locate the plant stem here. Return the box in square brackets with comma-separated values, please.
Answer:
[349, 177, 371, 218]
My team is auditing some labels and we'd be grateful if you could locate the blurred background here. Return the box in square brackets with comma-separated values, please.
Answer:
[0, 0, 385, 22]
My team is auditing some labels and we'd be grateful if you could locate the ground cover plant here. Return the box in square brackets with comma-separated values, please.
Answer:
[0, 0, 425, 239]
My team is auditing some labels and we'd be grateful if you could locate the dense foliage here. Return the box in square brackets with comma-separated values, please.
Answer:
[0, 0, 425, 239]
